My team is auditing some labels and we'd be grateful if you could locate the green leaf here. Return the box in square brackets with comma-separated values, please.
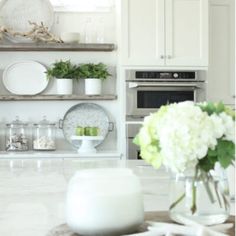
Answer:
[78, 63, 111, 80]
[215, 102, 225, 114]
[46, 60, 80, 79]
[198, 147, 218, 172]
[199, 101, 226, 115]
[200, 139, 235, 171]
[218, 155, 234, 168]
[217, 139, 235, 168]
[199, 102, 216, 115]
[208, 148, 217, 157]
[198, 156, 216, 172]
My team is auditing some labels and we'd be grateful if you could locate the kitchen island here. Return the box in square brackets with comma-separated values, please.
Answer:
[0, 158, 234, 236]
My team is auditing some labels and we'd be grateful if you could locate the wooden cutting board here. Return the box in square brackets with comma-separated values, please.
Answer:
[47, 211, 235, 236]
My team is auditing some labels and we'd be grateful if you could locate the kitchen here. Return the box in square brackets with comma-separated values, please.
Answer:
[0, 0, 235, 235]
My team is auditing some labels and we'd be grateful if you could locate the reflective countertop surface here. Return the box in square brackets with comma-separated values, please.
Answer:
[0, 159, 234, 236]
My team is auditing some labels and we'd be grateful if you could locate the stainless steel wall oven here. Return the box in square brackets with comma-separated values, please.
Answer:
[126, 70, 206, 159]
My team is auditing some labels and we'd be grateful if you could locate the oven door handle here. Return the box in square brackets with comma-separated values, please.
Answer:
[128, 82, 201, 88]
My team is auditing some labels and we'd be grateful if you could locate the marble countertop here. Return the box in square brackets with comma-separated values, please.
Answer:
[0, 159, 234, 236]
[0, 150, 122, 159]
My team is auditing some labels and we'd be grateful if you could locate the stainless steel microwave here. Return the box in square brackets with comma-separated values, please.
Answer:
[126, 70, 206, 118]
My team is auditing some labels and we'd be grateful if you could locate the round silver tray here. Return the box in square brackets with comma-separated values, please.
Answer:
[60, 103, 113, 149]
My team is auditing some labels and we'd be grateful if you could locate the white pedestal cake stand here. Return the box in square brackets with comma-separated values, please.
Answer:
[71, 136, 103, 153]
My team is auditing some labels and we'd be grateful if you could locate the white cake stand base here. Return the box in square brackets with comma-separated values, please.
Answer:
[71, 136, 103, 154]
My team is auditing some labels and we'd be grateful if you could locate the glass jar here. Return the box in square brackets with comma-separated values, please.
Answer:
[33, 116, 56, 151]
[5, 116, 29, 151]
[66, 168, 144, 236]
[169, 164, 230, 225]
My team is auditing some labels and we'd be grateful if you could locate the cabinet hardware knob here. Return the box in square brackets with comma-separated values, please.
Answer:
[160, 55, 165, 59]
[167, 55, 172, 59]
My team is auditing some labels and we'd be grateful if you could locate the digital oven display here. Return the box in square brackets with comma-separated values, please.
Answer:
[135, 71, 196, 79]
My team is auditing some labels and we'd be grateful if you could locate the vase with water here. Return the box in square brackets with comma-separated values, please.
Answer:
[169, 163, 230, 225]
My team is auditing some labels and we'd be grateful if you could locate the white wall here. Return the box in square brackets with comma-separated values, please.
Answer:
[52, 11, 116, 44]
[0, 9, 119, 152]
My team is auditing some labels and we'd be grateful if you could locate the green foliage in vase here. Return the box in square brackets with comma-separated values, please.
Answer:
[78, 63, 111, 80]
[46, 60, 80, 79]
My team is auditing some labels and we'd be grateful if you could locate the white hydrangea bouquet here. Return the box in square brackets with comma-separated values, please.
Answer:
[134, 101, 235, 216]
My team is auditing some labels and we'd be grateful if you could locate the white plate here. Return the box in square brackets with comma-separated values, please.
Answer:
[3, 61, 49, 95]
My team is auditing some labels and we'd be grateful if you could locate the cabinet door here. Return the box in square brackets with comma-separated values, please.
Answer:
[207, 0, 235, 106]
[120, 0, 165, 66]
[165, 0, 208, 66]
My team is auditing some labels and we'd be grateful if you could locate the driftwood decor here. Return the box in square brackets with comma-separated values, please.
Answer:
[0, 21, 63, 43]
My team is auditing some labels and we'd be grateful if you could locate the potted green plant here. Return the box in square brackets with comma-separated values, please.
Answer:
[46, 60, 79, 95]
[78, 63, 111, 95]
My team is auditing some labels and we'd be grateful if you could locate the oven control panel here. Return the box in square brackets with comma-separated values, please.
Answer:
[135, 71, 196, 80]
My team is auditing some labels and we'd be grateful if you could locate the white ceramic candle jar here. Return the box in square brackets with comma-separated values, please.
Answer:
[66, 168, 144, 236]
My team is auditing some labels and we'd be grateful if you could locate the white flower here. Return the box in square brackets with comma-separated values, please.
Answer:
[138, 126, 152, 147]
[209, 114, 225, 139]
[135, 101, 235, 174]
[219, 112, 235, 143]
[153, 102, 215, 172]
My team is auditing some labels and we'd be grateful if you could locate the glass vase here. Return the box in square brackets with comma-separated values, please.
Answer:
[169, 164, 230, 225]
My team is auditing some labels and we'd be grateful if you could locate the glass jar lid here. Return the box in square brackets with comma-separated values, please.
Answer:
[34, 116, 56, 128]
[6, 116, 28, 127]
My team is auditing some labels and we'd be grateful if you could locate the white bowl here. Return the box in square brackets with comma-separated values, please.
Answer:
[61, 32, 80, 43]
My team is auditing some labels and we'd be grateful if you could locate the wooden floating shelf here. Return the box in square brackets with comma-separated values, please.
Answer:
[0, 94, 118, 101]
[0, 43, 116, 52]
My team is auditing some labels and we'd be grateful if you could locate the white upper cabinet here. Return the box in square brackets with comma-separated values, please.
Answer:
[165, 0, 208, 66]
[120, 0, 209, 67]
[120, 0, 165, 66]
[207, 0, 235, 105]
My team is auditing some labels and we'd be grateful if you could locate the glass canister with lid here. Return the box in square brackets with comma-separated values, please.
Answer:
[33, 116, 56, 151]
[5, 116, 29, 151]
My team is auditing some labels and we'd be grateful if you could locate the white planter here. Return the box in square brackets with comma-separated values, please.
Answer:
[56, 79, 73, 95]
[85, 78, 102, 95]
